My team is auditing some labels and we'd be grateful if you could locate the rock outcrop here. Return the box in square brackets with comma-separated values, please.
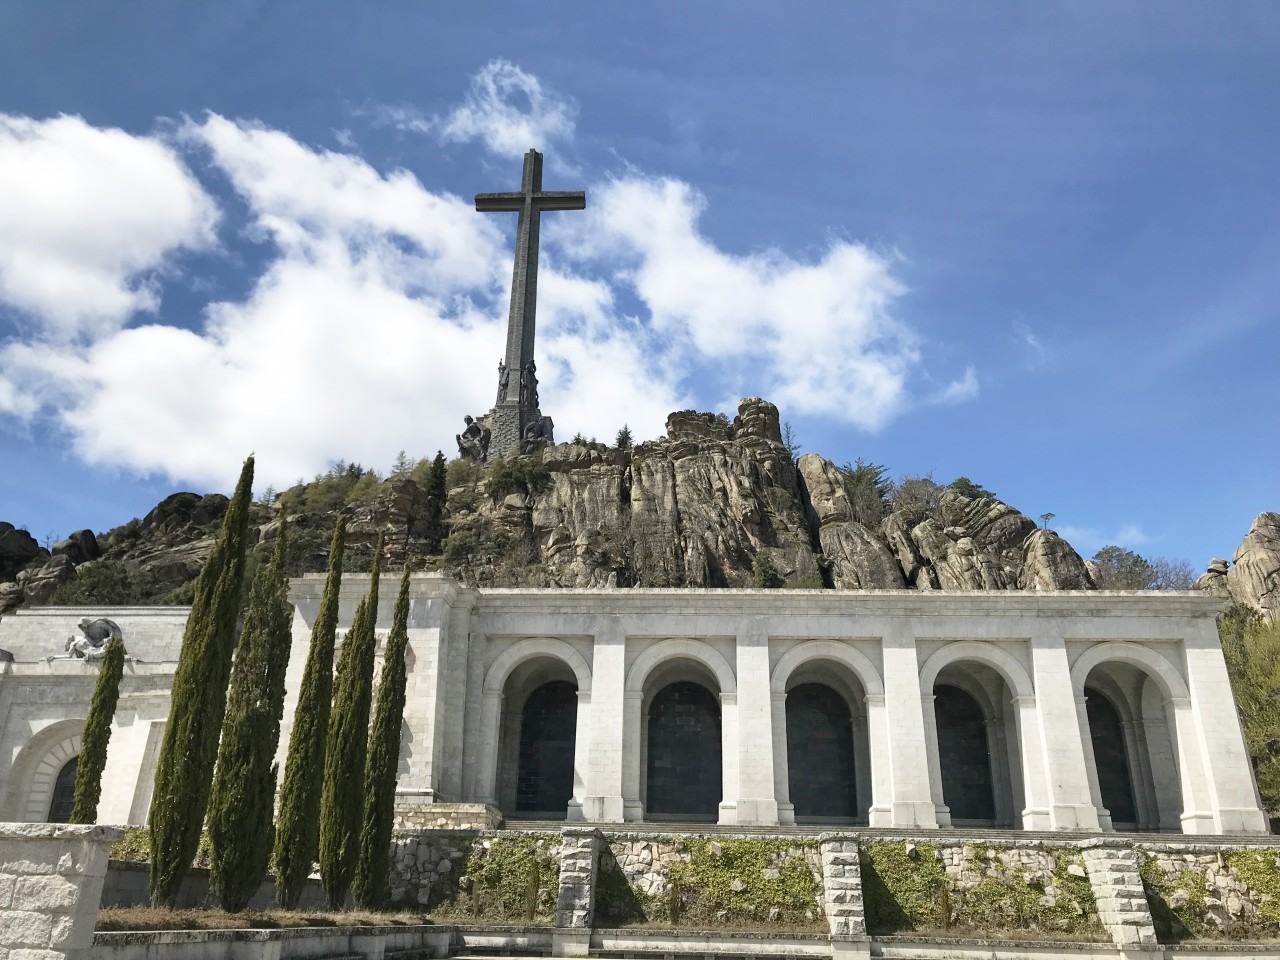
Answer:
[1, 397, 1105, 609]
[1196, 513, 1280, 618]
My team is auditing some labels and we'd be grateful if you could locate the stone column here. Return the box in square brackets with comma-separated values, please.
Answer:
[1081, 842, 1158, 955]
[553, 827, 601, 957]
[621, 691, 644, 822]
[1182, 623, 1270, 833]
[566, 690, 591, 821]
[881, 623, 938, 827]
[818, 833, 870, 959]
[1076, 695, 1110, 829]
[919, 693, 950, 826]
[580, 618, 627, 822]
[475, 690, 504, 806]
[730, 625, 777, 824]
[1029, 633, 1101, 830]
[862, 694, 892, 826]
[0, 822, 121, 960]
[771, 692, 795, 825]
[1012, 695, 1053, 830]
[717, 692, 740, 824]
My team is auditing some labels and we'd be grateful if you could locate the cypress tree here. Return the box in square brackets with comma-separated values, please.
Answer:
[273, 514, 347, 908]
[69, 635, 126, 824]
[318, 535, 382, 909]
[207, 520, 293, 912]
[148, 456, 255, 907]
[353, 565, 412, 908]
[425, 451, 447, 553]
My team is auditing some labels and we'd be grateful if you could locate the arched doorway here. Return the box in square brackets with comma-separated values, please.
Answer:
[515, 681, 578, 815]
[47, 756, 78, 823]
[646, 681, 722, 820]
[1079, 660, 1180, 831]
[786, 683, 858, 820]
[1085, 688, 1137, 827]
[934, 683, 998, 823]
[494, 655, 580, 819]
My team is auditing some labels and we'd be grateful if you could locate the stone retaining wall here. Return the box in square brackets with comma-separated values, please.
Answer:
[1137, 843, 1280, 941]
[0, 822, 120, 960]
[391, 802, 501, 832]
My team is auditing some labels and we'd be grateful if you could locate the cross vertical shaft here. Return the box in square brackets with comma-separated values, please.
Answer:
[472, 149, 585, 460]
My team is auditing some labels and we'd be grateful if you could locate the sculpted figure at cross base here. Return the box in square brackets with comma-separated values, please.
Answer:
[46, 617, 139, 663]
[522, 415, 555, 454]
[456, 414, 492, 462]
[519, 360, 539, 409]
[497, 361, 510, 405]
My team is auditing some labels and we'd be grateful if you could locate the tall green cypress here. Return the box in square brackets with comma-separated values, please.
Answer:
[318, 535, 382, 909]
[272, 514, 347, 908]
[353, 565, 412, 908]
[207, 521, 293, 912]
[70, 635, 126, 824]
[148, 456, 254, 907]
[426, 451, 447, 553]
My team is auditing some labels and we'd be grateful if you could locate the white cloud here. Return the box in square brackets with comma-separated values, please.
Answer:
[1057, 523, 1152, 556]
[1012, 320, 1046, 368]
[0, 77, 971, 490]
[387, 59, 577, 162]
[557, 174, 920, 430]
[931, 366, 979, 404]
[0, 113, 219, 340]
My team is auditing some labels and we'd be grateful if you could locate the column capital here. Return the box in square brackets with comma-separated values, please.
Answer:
[1010, 695, 1037, 707]
[720, 692, 738, 706]
[864, 694, 887, 706]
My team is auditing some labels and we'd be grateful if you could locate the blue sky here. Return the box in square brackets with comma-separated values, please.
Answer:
[1, 3, 1277, 570]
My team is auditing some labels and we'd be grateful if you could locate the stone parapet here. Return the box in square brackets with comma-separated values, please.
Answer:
[391, 800, 501, 831]
[0, 821, 121, 960]
[1081, 844, 1158, 951]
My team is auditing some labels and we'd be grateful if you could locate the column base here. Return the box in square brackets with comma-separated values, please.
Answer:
[1214, 806, 1271, 834]
[578, 795, 626, 822]
[730, 798, 779, 825]
[777, 801, 796, 826]
[888, 800, 938, 829]
[716, 801, 739, 825]
[1021, 806, 1053, 831]
[1050, 803, 1102, 831]
[1180, 811, 1217, 834]
[623, 799, 645, 822]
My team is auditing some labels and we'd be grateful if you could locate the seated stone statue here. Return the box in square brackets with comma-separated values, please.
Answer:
[522, 415, 555, 454]
[456, 415, 490, 461]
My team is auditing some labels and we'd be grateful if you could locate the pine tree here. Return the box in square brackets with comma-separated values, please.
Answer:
[69, 635, 125, 824]
[354, 565, 412, 908]
[148, 456, 255, 907]
[425, 451, 447, 553]
[318, 535, 382, 909]
[207, 520, 293, 912]
[615, 424, 633, 450]
[273, 514, 347, 908]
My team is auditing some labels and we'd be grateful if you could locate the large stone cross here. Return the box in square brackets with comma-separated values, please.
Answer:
[476, 149, 585, 410]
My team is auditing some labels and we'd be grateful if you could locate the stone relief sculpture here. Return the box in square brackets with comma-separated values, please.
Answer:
[521, 415, 555, 454]
[47, 617, 136, 662]
[519, 361, 539, 409]
[456, 414, 492, 462]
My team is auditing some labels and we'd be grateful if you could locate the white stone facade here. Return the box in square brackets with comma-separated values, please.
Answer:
[0, 582, 1268, 835]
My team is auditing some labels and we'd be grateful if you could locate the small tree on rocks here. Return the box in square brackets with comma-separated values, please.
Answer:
[353, 564, 412, 908]
[318, 535, 382, 909]
[273, 514, 347, 908]
[207, 520, 293, 912]
[69, 635, 125, 823]
[148, 456, 254, 907]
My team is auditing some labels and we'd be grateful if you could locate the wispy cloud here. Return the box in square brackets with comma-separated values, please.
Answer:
[1012, 320, 1046, 369]
[1057, 522, 1151, 556]
[376, 59, 577, 163]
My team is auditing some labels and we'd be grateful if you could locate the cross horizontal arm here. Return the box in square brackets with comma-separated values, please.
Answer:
[475, 191, 587, 212]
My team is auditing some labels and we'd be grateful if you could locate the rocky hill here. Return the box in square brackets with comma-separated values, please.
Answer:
[0, 399, 1112, 613]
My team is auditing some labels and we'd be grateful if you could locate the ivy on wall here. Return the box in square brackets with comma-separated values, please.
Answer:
[862, 841, 1101, 941]
[594, 837, 823, 931]
[425, 833, 561, 925]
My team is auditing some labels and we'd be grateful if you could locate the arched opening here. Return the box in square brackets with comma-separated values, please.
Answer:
[515, 681, 578, 815]
[1080, 661, 1180, 831]
[495, 655, 579, 819]
[645, 679, 722, 821]
[934, 684, 997, 823]
[47, 756, 78, 823]
[786, 682, 859, 821]
[1085, 688, 1137, 828]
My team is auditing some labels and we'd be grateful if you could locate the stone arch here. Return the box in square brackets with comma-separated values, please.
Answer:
[3, 720, 84, 822]
[918, 640, 1035, 699]
[769, 640, 884, 697]
[484, 637, 592, 696]
[1070, 641, 1190, 702]
[625, 639, 736, 696]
